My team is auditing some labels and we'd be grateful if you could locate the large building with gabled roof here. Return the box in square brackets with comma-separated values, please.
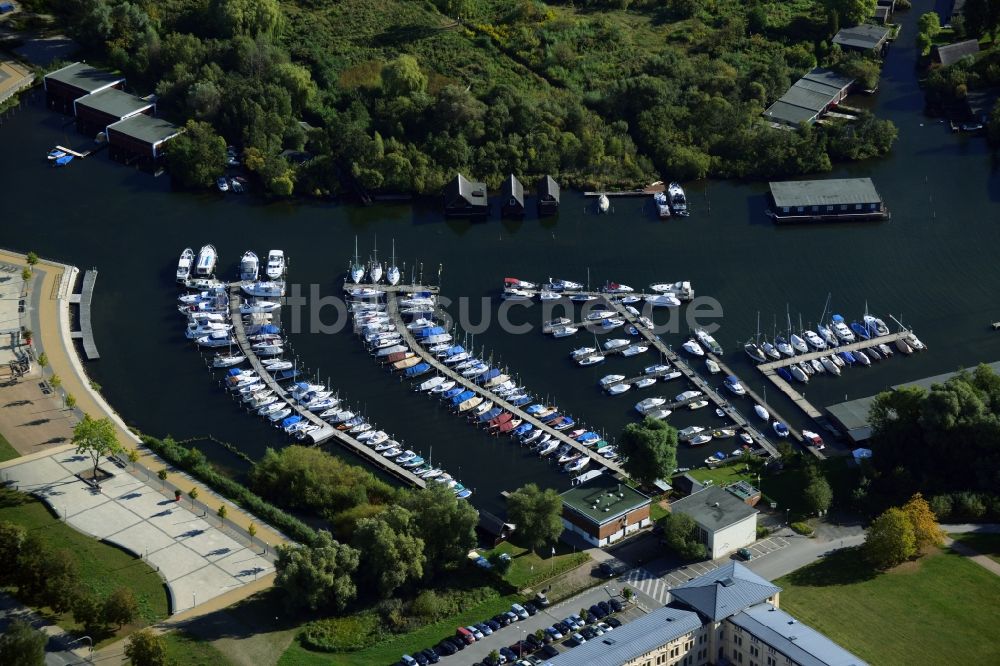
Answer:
[43, 61, 125, 114]
[542, 562, 868, 666]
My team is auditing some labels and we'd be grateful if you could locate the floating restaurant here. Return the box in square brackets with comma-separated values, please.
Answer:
[768, 177, 888, 223]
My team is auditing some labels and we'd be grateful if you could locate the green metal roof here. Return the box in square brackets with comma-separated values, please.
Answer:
[559, 475, 650, 526]
[763, 101, 819, 125]
[75, 88, 151, 119]
[44, 61, 123, 92]
[108, 114, 182, 145]
[769, 178, 882, 208]
[833, 24, 890, 50]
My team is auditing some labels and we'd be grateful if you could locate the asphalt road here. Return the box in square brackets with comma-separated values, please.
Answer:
[0, 594, 85, 666]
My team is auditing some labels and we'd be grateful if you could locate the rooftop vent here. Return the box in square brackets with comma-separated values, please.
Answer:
[719, 577, 736, 587]
[603, 638, 616, 646]
[712, 502, 720, 508]
[604, 507, 610, 512]
[788, 619, 797, 625]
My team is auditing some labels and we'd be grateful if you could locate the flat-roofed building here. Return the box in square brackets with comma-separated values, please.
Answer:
[768, 178, 888, 223]
[669, 485, 758, 559]
[763, 68, 855, 127]
[106, 114, 182, 168]
[43, 61, 124, 114]
[559, 475, 651, 547]
[74, 87, 153, 135]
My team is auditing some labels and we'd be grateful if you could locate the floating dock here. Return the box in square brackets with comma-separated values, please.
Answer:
[583, 183, 666, 197]
[371, 285, 628, 477]
[68, 269, 99, 360]
[228, 285, 426, 488]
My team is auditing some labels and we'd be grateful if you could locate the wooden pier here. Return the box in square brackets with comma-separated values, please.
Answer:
[583, 183, 666, 197]
[228, 285, 426, 488]
[755, 331, 912, 372]
[602, 301, 782, 460]
[55, 145, 92, 158]
[381, 291, 627, 477]
[69, 269, 100, 360]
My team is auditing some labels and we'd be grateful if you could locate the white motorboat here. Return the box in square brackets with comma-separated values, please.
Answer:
[387, 240, 401, 286]
[754, 404, 769, 421]
[678, 425, 705, 440]
[791, 365, 809, 383]
[647, 408, 672, 420]
[538, 440, 560, 456]
[599, 318, 625, 331]
[196, 333, 236, 347]
[621, 345, 648, 357]
[634, 377, 657, 389]
[418, 376, 446, 392]
[863, 315, 890, 337]
[544, 317, 573, 333]
[212, 354, 245, 368]
[878, 343, 894, 357]
[907, 333, 927, 351]
[682, 339, 704, 356]
[195, 244, 217, 276]
[724, 375, 746, 396]
[689, 400, 709, 410]
[603, 338, 629, 351]
[854, 350, 871, 366]
[789, 333, 809, 354]
[586, 310, 616, 321]
[598, 194, 610, 213]
[831, 317, 856, 343]
[239, 251, 259, 282]
[817, 324, 839, 348]
[241, 300, 281, 314]
[600, 374, 626, 388]
[821, 356, 841, 375]
[804, 330, 827, 350]
[896, 338, 914, 354]
[638, 316, 655, 329]
[644, 364, 670, 375]
[577, 354, 605, 366]
[645, 294, 681, 307]
[775, 336, 795, 357]
[368, 259, 382, 284]
[705, 358, 721, 374]
[268, 408, 292, 422]
[654, 191, 671, 218]
[407, 318, 435, 331]
[242, 281, 285, 298]
[675, 389, 702, 402]
[565, 457, 590, 473]
[604, 282, 634, 294]
[553, 326, 579, 338]
[176, 248, 194, 283]
[810, 358, 824, 373]
[635, 397, 666, 414]
[265, 250, 285, 280]
[571, 347, 597, 359]
[761, 340, 781, 360]
[607, 383, 631, 395]
[689, 434, 712, 446]
[667, 182, 688, 216]
[549, 278, 584, 291]
[773, 422, 789, 437]
[538, 289, 562, 301]
[503, 288, 532, 300]
[695, 329, 723, 355]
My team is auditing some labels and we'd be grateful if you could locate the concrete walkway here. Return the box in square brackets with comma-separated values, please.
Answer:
[2, 447, 273, 614]
[0, 249, 290, 550]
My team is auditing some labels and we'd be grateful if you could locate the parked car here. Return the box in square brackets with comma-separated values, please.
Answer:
[598, 561, 616, 577]
[504, 611, 519, 624]
[401, 655, 418, 666]
[539, 644, 560, 658]
[526, 633, 544, 649]
[526, 655, 543, 665]
[571, 632, 586, 645]
[596, 622, 612, 633]
[588, 604, 607, 620]
[737, 547, 753, 561]
[413, 651, 428, 666]
[554, 621, 571, 635]
[569, 614, 585, 629]
[456, 626, 476, 644]
[534, 591, 550, 607]
[467, 625, 484, 640]
[605, 617, 623, 629]
[597, 601, 612, 616]
[477, 622, 493, 636]
[545, 626, 563, 640]
[511, 603, 529, 620]
[523, 601, 538, 616]
[494, 613, 513, 627]
[421, 647, 440, 663]
[609, 598, 624, 613]
[580, 626, 597, 640]
[562, 616, 581, 631]
[485, 619, 501, 631]
[500, 646, 518, 661]
[435, 640, 456, 656]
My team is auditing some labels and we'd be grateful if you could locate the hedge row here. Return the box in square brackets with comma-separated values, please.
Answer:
[140, 435, 317, 545]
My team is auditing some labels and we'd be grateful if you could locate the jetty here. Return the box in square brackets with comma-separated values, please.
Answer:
[374, 286, 628, 477]
[583, 183, 666, 198]
[755, 331, 913, 373]
[68, 269, 99, 360]
[228, 285, 426, 488]
[54, 145, 92, 158]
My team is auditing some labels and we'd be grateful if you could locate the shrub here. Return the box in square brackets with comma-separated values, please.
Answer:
[410, 590, 441, 619]
[300, 611, 384, 652]
[928, 494, 954, 522]
[756, 526, 771, 539]
[790, 522, 814, 536]
[956, 491, 986, 520]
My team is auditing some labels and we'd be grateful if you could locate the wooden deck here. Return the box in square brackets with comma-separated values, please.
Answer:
[756, 331, 912, 371]
[69, 270, 100, 360]
[383, 292, 627, 477]
[228, 285, 426, 488]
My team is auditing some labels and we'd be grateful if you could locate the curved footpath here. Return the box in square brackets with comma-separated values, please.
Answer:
[0, 249, 290, 617]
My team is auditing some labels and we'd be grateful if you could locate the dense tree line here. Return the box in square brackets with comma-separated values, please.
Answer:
[867, 364, 1000, 510]
[44, 0, 897, 196]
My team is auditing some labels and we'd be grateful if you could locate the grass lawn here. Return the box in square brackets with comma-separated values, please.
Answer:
[279, 592, 521, 666]
[163, 631, 235, 666]
[950, 532, 1000, 565]
[0, 431, 20, 462]
[0, 487, 169, 643]
[487, 541, 590, 590]
[776, 547, 1000, 665]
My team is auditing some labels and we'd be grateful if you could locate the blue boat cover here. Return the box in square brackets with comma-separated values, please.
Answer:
[281, 415, 302, 427]
[227, 368, 243, 376]
[443, 345, 463, 356]
[480, 369, 500, 382]
[442, 387, 463, 399]
[479, 408, 502, 422]
[452, 390, 475, 404]
[406, 362, 430, 376]
[831, 314, 844, 323]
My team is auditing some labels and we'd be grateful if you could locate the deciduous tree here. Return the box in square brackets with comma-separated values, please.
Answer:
[210, 0, 283, 38]
[864, 507, 916, 569]
[102, 587, 138, 628]
[618, 418, 678, 488]
[124, 629, 167, 666]
[275, 530, 359, 612]
[381, 55, 427, 98]
[803, 474, 833, 515]
[659, 512, 707, 561]
[401, 481, 478, 576]
[167, 120, 226, 189]
[506, 483, 564, 553]
[902, 493, 945, 549]
[352, 508, 425, 598]
[0, 619, 45, 666]
[73, 415, 122, 482]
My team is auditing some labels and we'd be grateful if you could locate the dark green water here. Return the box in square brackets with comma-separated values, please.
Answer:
[2, 1, 999, 513]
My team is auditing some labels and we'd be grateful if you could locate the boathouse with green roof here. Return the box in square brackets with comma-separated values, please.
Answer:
[768, 178, 888, 223]
[107, 114, 183, 168]
[559, 475, 651, 547]
[43, 61, 125, 114]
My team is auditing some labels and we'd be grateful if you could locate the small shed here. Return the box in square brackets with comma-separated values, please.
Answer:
[832, 24, 891, 56]
[536, 175, 560, 215]
[444, 173, 488, 217]
[933, 39, 980, 67]
[106, 114, 182, 168]
[500, 174, 525, 217]
[43, 62, 125, 114]
[478, 510, 515, 547]
[74, 88, 153, 135]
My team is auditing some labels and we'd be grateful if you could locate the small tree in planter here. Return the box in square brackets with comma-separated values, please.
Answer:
[622, 587, 633, 602]
[157, 469, 167, 488]
[217, 504, 227, 526]
[188, 487, 199, 509]
[248, 522, 257, 548]
[72, 414, 122, 484]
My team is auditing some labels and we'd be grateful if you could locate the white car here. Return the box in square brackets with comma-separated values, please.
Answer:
[511, 603, 529, 620]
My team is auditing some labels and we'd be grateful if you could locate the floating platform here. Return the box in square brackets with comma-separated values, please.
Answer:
[69, 269, 99, 360]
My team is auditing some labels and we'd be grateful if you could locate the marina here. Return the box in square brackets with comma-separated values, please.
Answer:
[355, 282, 631, 478]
